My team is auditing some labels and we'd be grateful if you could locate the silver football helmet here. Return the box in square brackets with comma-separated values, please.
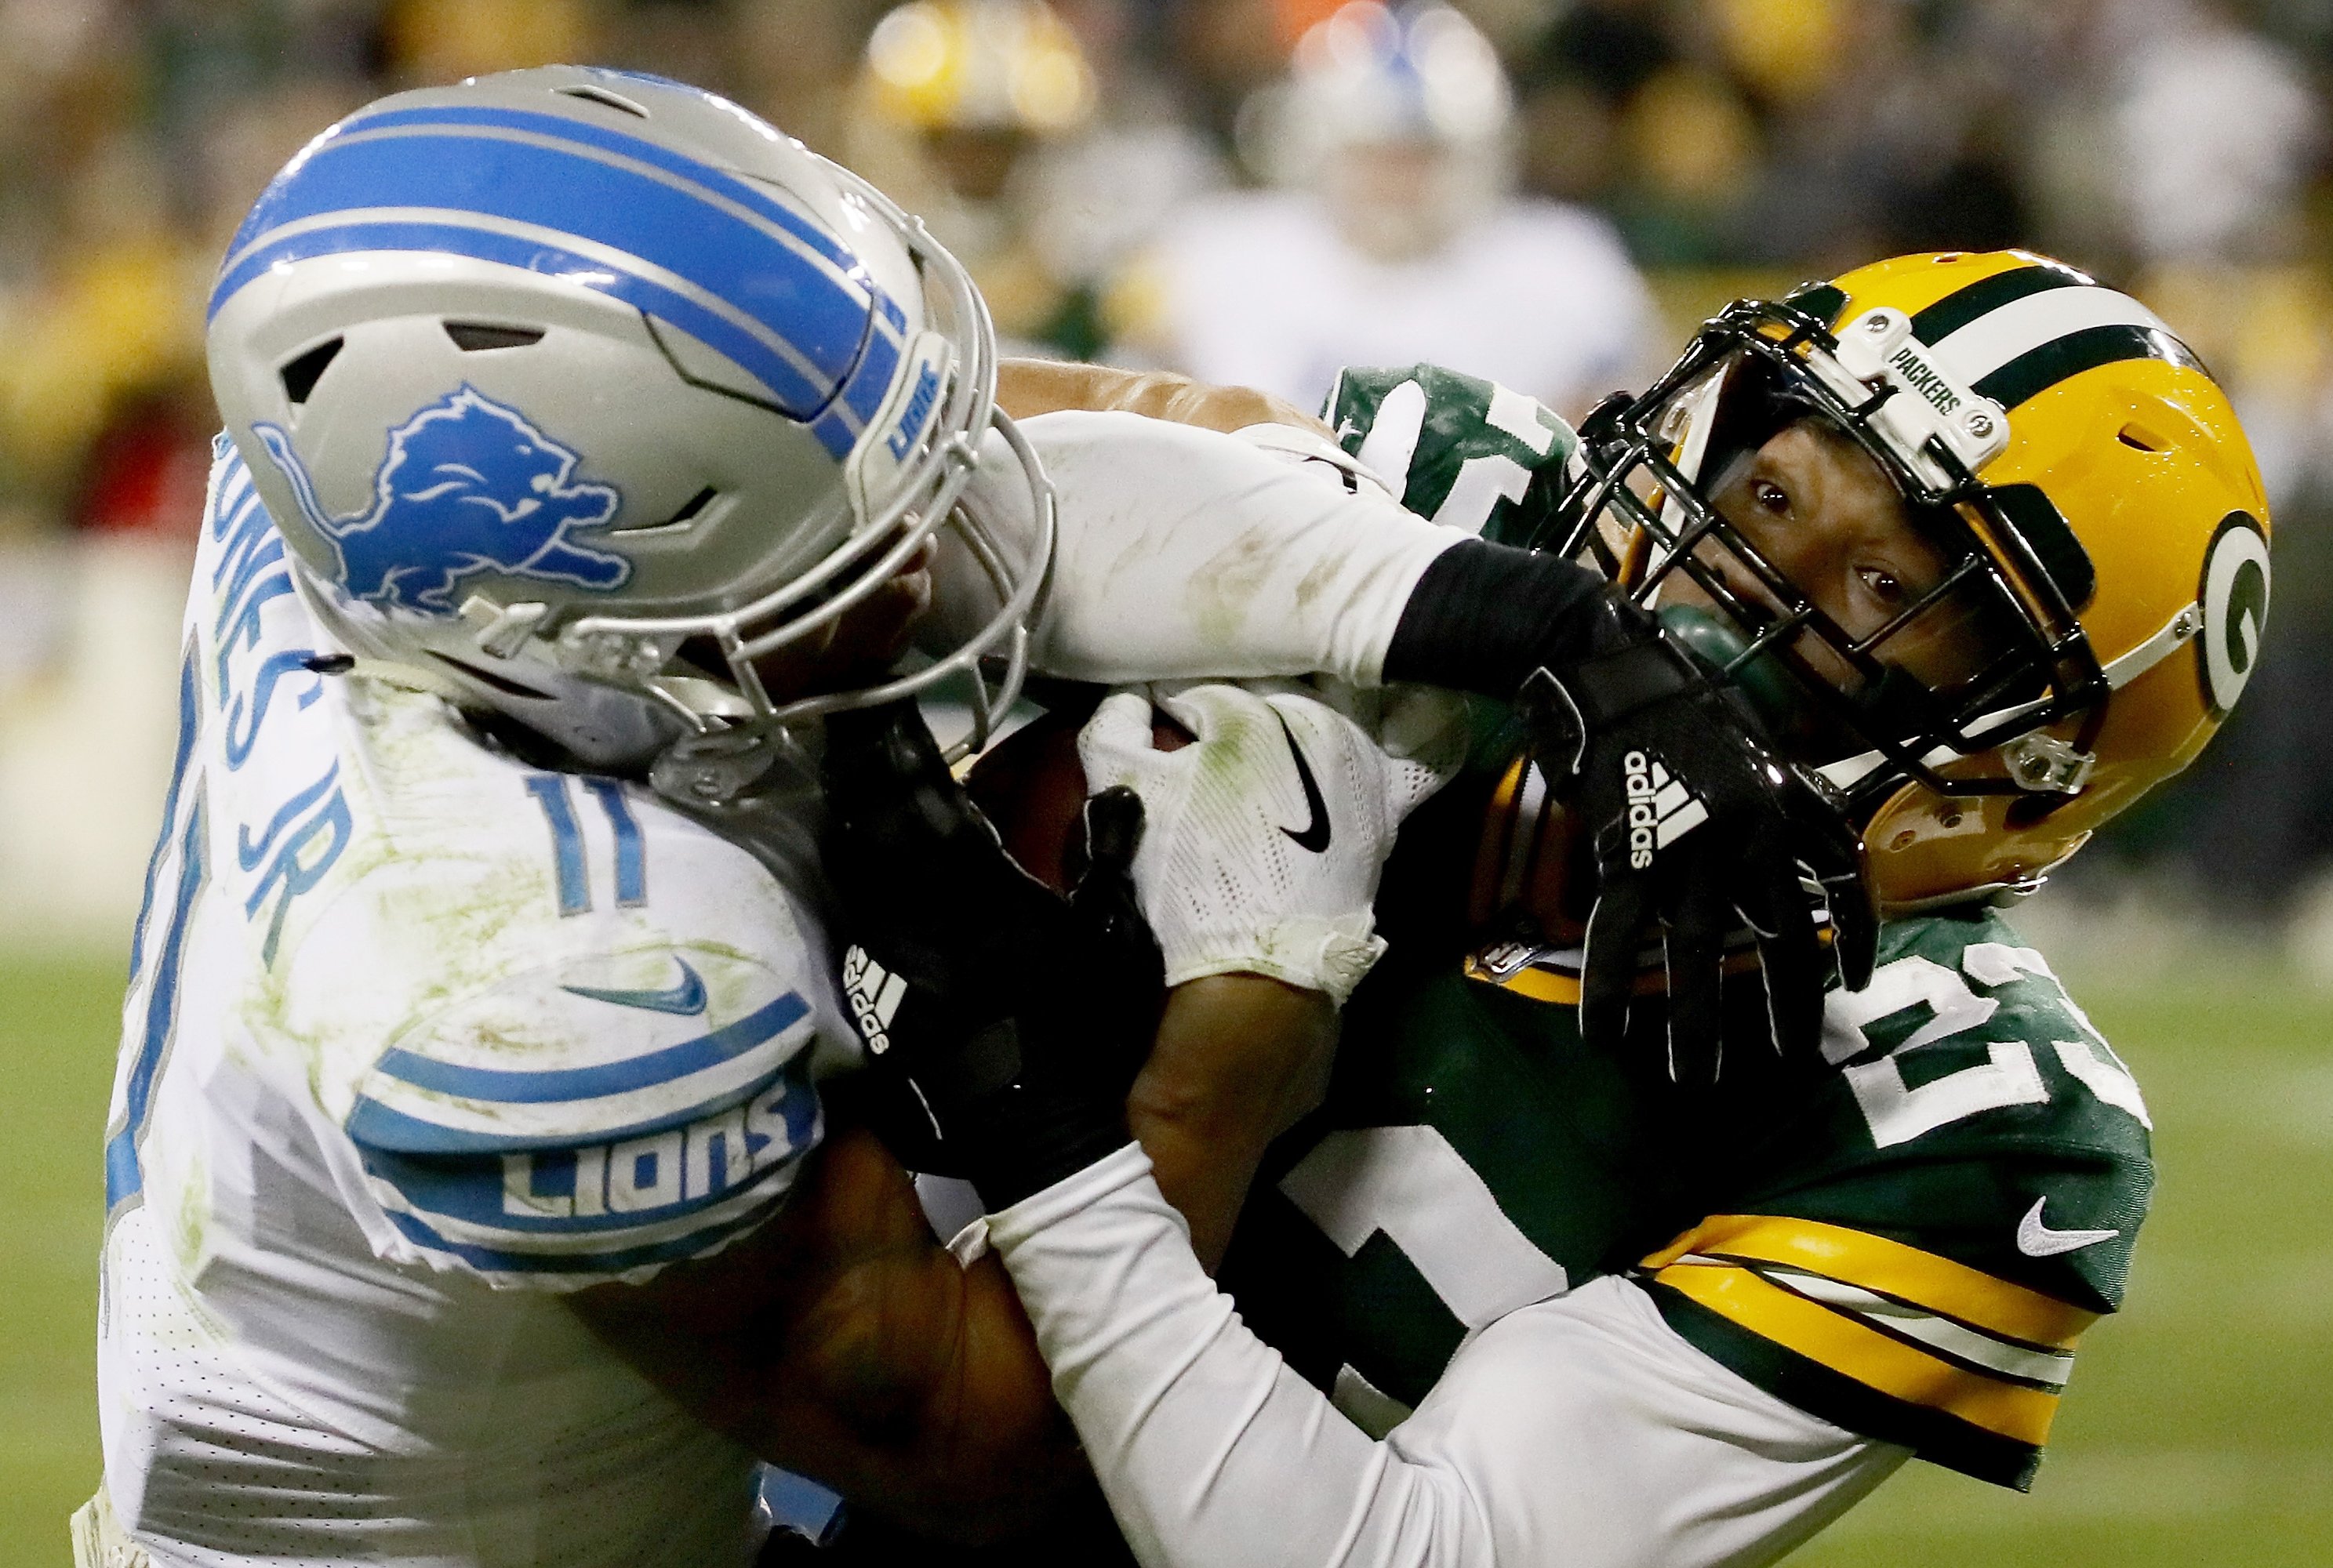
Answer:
[1259, 2, 1514, 260]
[206, 66, 1052, 775]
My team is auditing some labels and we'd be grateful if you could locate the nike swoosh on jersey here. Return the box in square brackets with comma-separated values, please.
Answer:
[561, 959, 710, 1016]
[1276, 713, 1332, 853]
[2015, 1196, 2119, 1257]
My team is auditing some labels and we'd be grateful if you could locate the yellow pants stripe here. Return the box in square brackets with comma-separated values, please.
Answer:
[1644, 1214, 2096, 1348]
[1654, 1259, 2062, 1446]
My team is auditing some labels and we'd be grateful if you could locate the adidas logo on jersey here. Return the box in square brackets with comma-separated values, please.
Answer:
[1623, 750, 1709, 869]
[842, 946, 909, 1056]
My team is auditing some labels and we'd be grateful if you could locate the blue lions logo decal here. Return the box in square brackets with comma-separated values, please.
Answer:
[253, 387, 629, 614]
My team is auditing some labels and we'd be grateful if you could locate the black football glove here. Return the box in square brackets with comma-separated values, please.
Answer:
[822, 700, 1165, 1209]
[1519, 596, 1877, 1086]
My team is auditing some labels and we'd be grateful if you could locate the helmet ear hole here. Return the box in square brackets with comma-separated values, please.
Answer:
[672, 634, 731, 681]
[555, 83, 650, 118]
[444, 322, 547, 352]
[2117, 424, 2163, 453]
[278, 337, 343, 405]
[614, 485, 721, 535]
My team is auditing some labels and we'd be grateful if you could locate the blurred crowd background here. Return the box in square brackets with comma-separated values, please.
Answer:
[0, 0, 2330, 948]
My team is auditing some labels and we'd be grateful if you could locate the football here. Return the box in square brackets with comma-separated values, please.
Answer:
[965, 701, 1189, 893]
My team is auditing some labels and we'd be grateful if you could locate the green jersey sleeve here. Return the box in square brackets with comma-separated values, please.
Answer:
[1637, 909, 2155, 1491]
[1323, 365, 1577, 546]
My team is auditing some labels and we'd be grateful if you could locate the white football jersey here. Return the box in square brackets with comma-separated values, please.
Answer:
[94, 408, 1466, 1566]
[1150, 191, 1656, 420]
[97, 440, 855, 1566]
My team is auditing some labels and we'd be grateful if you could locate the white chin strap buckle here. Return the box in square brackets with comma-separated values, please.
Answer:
[459, 595, 549, 660]
[2002, 731, 2095, 793]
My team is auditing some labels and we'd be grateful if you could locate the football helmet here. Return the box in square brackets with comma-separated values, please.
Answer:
[862, 0, 1096, 136]
[1535, 250, 2271, 914]
[1268, 2, 1514, 258]
[206, 66, 1052, 776]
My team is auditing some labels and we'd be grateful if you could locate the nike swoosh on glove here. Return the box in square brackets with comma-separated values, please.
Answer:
[1521, 597, 1877, 1088]
[1077, 678, 1466, 1005]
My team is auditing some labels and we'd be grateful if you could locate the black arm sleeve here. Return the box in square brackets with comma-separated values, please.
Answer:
[1380, 539, 1612, 696]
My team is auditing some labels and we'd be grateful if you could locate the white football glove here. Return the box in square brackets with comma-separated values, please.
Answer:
[1077, 678, 1465, 1004]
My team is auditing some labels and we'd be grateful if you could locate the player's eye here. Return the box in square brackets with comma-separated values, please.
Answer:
[1752, 480, 1790, 517]
[1857, 565, 1906, 605]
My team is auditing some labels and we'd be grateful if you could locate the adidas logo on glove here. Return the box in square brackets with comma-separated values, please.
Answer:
[1623, 750, 1710, 869]
[841, 946, 908, 1057]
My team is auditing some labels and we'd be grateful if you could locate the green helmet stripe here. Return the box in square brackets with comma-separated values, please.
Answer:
[1973, 323, 2206, 412]
[1907, 260, 2088, 346]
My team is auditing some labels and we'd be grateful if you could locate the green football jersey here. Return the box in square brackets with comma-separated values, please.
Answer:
[1219, 911, 2152, 1492]
[1323, 364, 1577, 544]
[1214, 366, 2158, 1493]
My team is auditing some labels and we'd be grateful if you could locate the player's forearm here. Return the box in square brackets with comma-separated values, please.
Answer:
[571, 1129, 1082, 1542]
[1130, 975, 1338, 1272]
[989, 1149, 1908, 1568]
[987, 1145, 1496, 1568]
[1001, 354, 1615, 697]
[997, 358, 1332, 437]
[940, 395, 1614, 695]
[1011, 413, 1466, 688]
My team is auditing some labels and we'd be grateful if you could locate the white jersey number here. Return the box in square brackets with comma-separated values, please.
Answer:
[1825, 945, 2149, 1148]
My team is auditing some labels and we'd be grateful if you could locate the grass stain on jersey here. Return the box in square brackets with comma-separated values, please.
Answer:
[1185, 527, 1285, 655]
[166, 1143, 213, 1291]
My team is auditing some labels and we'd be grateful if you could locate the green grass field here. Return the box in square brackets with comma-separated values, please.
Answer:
[3, 953, 125, 1565]
[3, 949, 2328, 1566]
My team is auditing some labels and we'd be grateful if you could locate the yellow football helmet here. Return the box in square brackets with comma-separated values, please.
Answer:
[862, 0, 1096, 135]
[1539, 249, 2271, 916]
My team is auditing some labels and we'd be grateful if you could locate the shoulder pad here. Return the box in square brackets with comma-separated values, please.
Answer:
[347, 946, 816, 1152]
[1793, 911, 2153, 1315]
[343, 945, 824, 1287]
[1637, 913, 2161, 1479]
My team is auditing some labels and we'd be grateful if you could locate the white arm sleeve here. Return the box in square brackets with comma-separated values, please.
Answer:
[928, 412, 1463, 688]
[987, 1145, 1909, 1568]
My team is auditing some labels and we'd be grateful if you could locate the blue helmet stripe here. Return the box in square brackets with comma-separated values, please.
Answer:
[214, 219, 861, 458]
[843, 328, 902, 426]
[236, 114, 872, 328]
[223, 103, 864, 281]
[354, 103, 862, 272]
[212, 127, 873, 392]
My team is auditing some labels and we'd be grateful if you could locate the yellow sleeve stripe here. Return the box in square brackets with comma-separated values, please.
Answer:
[1463, 957, 1581, 1004]
[1643, 1214, 2096, 1349]
[1652, 1259, 2062, 1447]
[1463, 949, 1779, 1003]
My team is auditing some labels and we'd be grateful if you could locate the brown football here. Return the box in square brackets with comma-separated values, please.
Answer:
[963, 703, 1190, 893]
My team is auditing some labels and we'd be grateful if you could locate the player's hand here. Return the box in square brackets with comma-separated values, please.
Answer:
[1520, 597, 1877, 1085]
[822, 701, 1165, 1208]
[1077, 679, 1465, 1005]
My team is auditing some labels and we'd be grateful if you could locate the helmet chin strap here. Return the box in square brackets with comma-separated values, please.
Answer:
[293, 569, 692, 773]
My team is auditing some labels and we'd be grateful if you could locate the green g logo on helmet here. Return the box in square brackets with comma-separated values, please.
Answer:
[2198, 512, 2270, 717]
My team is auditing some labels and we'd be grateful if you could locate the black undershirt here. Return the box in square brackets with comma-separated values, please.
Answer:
[1382, 539, 1612, 697]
